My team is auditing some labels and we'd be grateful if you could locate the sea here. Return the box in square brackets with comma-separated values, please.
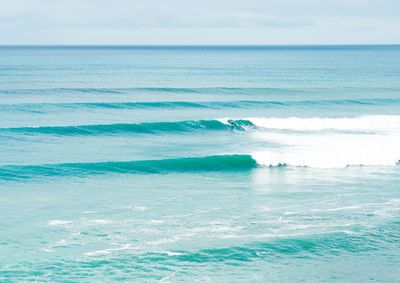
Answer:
[0, 45, 399, 282]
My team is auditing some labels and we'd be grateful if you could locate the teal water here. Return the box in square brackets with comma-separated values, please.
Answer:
[1, 46, 400, 282]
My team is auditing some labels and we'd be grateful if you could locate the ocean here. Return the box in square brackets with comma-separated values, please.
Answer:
[0, 45, 399, 282]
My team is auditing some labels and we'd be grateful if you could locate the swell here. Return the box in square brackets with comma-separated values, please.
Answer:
[0, 155, 257, 180]
[2, 98, 400, 112]
[1, 86, 400, 97]
[0, 119, 253, 136]
[0, 87, 299, 95]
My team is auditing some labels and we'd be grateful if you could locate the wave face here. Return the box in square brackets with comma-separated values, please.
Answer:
[247, 115, 400, 168]
[0, 155, 257, 180]
[0, 119, 253, 136]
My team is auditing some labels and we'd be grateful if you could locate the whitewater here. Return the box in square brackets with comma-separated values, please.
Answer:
[247, 115, 400, 168]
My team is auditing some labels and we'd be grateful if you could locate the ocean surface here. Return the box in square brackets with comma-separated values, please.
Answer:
[0, 45, 400, 282]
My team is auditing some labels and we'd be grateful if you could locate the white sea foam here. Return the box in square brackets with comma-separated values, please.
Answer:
[48, 220, 73, 227]
[54, 239, 68, 246]
[131, 206, 149, 211]
[247, 115, 400, 168]
[84, 244, 136, 257]
[149, 219, 164, 224]
[87, 219, 113, 225]
[247, 115, 400, 131]
[153, 251, 184, 256]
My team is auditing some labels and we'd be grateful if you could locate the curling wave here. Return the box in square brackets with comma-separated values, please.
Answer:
[0, 155, 257, 180]
[0, 119, 254, 136]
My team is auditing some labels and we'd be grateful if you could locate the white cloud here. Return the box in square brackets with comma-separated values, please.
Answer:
[0, 0, 399, 44]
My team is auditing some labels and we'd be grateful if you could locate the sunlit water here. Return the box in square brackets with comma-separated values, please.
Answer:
[1, 46, 400, 282]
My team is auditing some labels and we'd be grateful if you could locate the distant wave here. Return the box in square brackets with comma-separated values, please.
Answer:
[2, 98, 400, 112]
[1, 86, 399, 96]
[0, 155, 257, 180]
[0, 119, 254, 136]
[0, 87, 299, 95]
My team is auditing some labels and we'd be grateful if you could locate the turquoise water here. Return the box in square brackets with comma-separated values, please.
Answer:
[1, 46, 400, 282]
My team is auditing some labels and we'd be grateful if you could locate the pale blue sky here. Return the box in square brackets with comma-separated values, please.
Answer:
[1, 0, 399, 45]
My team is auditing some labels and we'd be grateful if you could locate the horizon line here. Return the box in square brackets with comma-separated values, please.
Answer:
[1, 44, 400, 47]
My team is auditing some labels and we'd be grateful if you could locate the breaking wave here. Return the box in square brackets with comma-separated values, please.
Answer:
[0, 155, 257, 180]
[246, 115, 400, 131]
[1, 115, 399, 170]
[249, 115, 400, 168]
[0, 119, 254, 136]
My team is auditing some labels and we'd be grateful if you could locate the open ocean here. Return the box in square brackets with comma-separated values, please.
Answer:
[1, 45, 400, 282]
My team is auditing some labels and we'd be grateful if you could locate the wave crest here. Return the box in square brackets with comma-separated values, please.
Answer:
[0, 155, 257, 180]
[1, 119, 254, 136]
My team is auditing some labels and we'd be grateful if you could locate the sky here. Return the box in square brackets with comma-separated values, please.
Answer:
[0, 0, 399, 45]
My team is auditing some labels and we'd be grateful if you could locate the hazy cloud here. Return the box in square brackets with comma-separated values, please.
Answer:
[0, 0, 399, 44]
